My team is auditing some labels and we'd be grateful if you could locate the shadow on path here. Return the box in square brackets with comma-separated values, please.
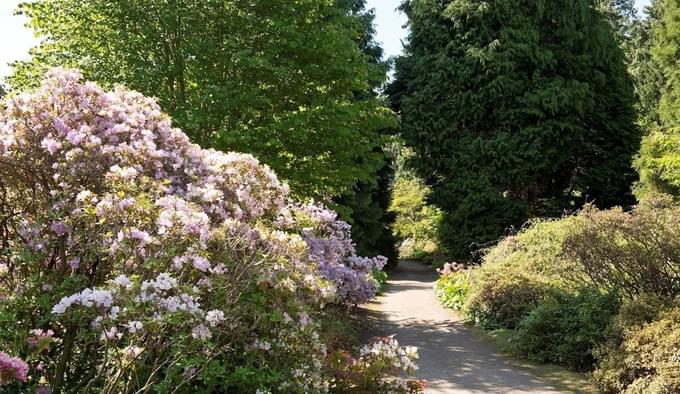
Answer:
[361, 260, 563, 394]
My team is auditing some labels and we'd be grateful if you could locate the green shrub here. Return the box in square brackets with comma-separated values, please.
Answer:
[435, 271, 471, 311]
[389, 176, 443, 259]
[482, 216, 586, 286]
[371, 267, 389, 294]
[456, 197, 680, 378]
[593, 299, 680, 393]
[514, 289, 620, 371]
[563, 198, 680, 299]
[464, 272, 550, 329]
[610, 294, 670, 330]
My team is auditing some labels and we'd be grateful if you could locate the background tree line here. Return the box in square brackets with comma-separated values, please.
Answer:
[6, 0, 680, 263]
[389, 0, 680, 260]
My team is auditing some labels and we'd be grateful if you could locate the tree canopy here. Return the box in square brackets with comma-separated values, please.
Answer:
[11, 0, 395, 201]
[388, 0, 641, 258]
[634, 0, 680, 197]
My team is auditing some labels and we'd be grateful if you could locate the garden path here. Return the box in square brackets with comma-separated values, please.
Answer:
[363, 260, 564, 394]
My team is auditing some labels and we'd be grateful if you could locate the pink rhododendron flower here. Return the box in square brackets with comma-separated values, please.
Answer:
[36, 386, 51, 394]
[191, 324, 211, 340]
[0, 351, 28, 385]
[206, 310, 225, 327]
[27, 329, 55, 352]
[299, 312, 310, 328]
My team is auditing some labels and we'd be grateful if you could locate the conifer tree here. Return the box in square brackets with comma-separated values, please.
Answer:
[337, 0, 398, 263]
[389, 0, 640, 258]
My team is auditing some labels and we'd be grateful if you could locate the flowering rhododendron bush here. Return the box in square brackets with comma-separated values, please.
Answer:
[0, 69, 421, 393]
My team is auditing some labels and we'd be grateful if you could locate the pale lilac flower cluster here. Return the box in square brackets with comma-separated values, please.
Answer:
[1, 68, 286, 231]
[359, 336, 419, 373]
[52, 288, 114, 314]
[278, 203, 388, 304]
[0, 69, 391, 391]
[436, 262, 467, 276]
[0, 351, 28, 385]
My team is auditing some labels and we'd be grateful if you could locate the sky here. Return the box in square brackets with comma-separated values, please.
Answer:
[0, 0, 655, 81]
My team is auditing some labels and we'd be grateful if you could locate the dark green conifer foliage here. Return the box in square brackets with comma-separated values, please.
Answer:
[336, 0, 399, 264]
[627, 0, 665, 129]
[655, 0, 680, 126]
[388, 0, 641, 259]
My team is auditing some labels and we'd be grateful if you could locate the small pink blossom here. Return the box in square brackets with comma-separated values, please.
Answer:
[192, 256, 211, 272]
[54, 117, 70, 135]
[41, 136, 62, 155]
[0, 351, 28, 385]
[129, 228, 152, 246]
[299, 312, 310, 328]
[206, 310, 225, 327]
[27, 329, 55, 350]
[67, 257, 80, 269]
[50, 221, 68, 236]
[191, 323, 211, 340]
[36, 386, 51, 394]
[66, 130, 85, 145]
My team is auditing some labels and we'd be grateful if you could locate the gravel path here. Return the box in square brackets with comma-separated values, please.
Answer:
[363, 260, 564, 394]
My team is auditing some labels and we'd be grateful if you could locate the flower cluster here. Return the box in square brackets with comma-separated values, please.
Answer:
[26, 329, 56, 351]
[0, 69, 393, 392]
[436, 261, 467, 276]
[359, 336, 419, 372]
[326, 336, 424, 393]
[0, 352, 28, 385]
[277, 203, 387, 304]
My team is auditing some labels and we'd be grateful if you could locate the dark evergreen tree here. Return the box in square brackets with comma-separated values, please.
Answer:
[627, 0, 665, 129]
[654, 0, 680, 125]
[388, 0, 641, 259]
[600, 0, 637, 41]
[336, 0, 399, 265]
[337, 154, 399, 264]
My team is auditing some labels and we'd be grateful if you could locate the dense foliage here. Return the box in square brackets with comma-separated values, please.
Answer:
[338, 157, 399, 266]
[513, 288, 620, 371]
[593, 297, 680, 393]
[389, 176, 442, 260]
[10, 0, 395, 203]
[563, 201, 680, 299]
[634, 0, 680, 198]
[0, 71, 423, 393]
[10, 0, 400, 267]
[435, 198, 680, 387]
[335, 0, 399, 263]
[388, 0, 641, 258]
